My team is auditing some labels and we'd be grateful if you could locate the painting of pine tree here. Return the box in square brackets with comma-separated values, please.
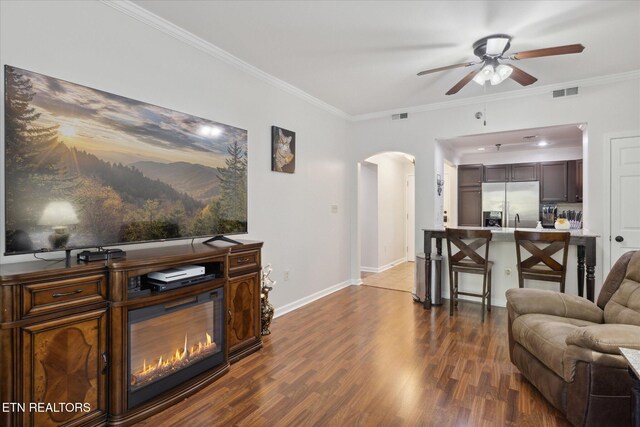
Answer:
[4, 66, 248, 253]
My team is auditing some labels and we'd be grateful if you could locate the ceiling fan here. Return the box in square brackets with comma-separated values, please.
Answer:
[417, 34, 584, 95]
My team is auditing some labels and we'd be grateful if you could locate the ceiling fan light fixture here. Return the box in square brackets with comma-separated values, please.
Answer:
[490, 64, 513, 85]
[473, 63, 495, 85]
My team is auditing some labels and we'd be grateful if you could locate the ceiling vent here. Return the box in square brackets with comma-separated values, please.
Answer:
[392, 113, 409, 120]
[552, 87, 579, 98]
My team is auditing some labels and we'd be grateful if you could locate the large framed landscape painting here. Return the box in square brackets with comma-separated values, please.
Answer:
[4, 65, 248, 254]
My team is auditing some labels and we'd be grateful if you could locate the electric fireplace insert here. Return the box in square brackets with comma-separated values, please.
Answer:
[127, 288, 225, 408]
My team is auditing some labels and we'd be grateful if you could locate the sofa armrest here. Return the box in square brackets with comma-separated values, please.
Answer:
[563, 346, 629, 382]
[566, 324, 640, 354]
[506, 288, 603, 323]
[562, 325, 640, 381]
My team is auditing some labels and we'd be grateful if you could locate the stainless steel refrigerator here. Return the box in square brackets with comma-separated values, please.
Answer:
[481, 181, 540, 228]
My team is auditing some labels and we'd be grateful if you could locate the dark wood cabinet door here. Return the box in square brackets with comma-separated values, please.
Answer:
[484, 164, 510, 182]
[576, 159, 583, 202]
[21, 309, 107, 427]
[540, 161, 568, 202]
[458, 187, 482, 226]
[511, 163, 538, 181]
[228, 272, 260, 353]
[458, 165, 483, 186]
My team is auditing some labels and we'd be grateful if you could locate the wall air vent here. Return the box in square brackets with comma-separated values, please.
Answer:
[553, 87, 579, 98]
[392, 113, 409, 120]
[565, 86, 579, 96]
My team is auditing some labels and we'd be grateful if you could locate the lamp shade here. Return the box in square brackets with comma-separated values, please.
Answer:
[38, 201, 79, 227]
[490, 64, 513, 85]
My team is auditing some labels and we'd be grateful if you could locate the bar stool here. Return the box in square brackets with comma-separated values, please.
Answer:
[514, 230, 570, 292]
[445, 228, 493, 322]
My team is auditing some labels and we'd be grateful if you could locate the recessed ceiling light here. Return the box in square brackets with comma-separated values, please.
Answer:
[477, 147, 485, 151]
[537, 141, 548, 147]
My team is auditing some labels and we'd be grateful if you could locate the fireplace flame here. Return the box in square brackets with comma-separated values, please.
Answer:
[131, 331, 217, 388]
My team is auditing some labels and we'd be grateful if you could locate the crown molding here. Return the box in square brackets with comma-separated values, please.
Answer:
[101, 0, 352, 121]
[352, 69, 640, 122]
[101, 1, 639, 124]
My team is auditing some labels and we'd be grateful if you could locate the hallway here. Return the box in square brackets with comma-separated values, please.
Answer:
[361, 262, 414, 293]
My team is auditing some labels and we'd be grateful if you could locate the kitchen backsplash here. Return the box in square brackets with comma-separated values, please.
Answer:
[556, 202, 583, 212]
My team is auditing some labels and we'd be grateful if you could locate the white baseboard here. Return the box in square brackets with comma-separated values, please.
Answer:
[360, 256, 407, 274]
[274, 280, 353, 319]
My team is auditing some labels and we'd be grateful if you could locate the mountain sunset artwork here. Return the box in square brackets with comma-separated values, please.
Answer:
[4, 65, 247, 254]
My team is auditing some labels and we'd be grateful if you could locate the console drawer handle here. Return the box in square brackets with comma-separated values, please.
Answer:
[52, 289, 83, 298]
[237, 257, 251, 263]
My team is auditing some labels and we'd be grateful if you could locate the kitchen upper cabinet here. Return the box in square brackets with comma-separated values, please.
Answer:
[458, 187, 482, 226]
[540, 161, 568, 202]
[482, 163, 538, 183]
[484, 164, 510, 182]
[576, 159, 583, 202]
[567, 159, 584, 203]
[511, 163, 538, 182]
[458, 165, 483, 187]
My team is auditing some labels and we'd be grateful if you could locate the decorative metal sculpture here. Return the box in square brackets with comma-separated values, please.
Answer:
[261, 264, 275, 335]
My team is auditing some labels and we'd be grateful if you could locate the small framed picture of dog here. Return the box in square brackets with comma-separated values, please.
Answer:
[271, 126, 295, 173]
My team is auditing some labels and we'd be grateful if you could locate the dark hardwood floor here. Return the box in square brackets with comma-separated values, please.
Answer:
[136, 286, 570, 426]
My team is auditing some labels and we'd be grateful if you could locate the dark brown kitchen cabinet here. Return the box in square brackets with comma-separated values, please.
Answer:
[484, 164, 510, 182]
[540, 161, 568, 202]
[576, 159, 583, 202]
[458, 187, 482, 226]
[511, 163, 538, 182]
[567, 159, 584, 203]
[458, 165, 483, 187]
[483, 163, 537, 182]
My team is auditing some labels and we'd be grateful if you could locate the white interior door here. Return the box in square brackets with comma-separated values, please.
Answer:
[610, 136, 640, 264]
[443, 170, 451, 226]
[406, 174, 415, 261]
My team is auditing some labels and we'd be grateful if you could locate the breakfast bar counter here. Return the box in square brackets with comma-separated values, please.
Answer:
[422, 227, 599, 309]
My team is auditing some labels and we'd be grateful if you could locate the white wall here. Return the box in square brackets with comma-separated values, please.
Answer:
[358, 162, 378, 270]
[0, 1, 352, 313]
[351, 77, 640, 303]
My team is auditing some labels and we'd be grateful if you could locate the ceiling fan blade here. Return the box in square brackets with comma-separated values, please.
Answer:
[417, 62, 476, 76]
[509, 65, 538, 86]
[509, 44, 585, 60]
[446, 69, 480, 95]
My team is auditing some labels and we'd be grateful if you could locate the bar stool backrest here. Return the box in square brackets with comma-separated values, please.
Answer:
[445, 228, 492, 269]
[514, 230, 571, 290]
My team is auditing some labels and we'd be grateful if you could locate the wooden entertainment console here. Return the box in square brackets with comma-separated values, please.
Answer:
[0, 240, 263, 426]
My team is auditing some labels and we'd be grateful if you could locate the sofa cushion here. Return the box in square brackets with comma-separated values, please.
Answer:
[597, 251, 636, 309]
[604, 252, 640, 325]
[604, 278, 640, 325]
[511, 313, 598, 379]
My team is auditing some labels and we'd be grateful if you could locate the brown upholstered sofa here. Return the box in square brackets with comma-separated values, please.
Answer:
[506, 251, 640, 427]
